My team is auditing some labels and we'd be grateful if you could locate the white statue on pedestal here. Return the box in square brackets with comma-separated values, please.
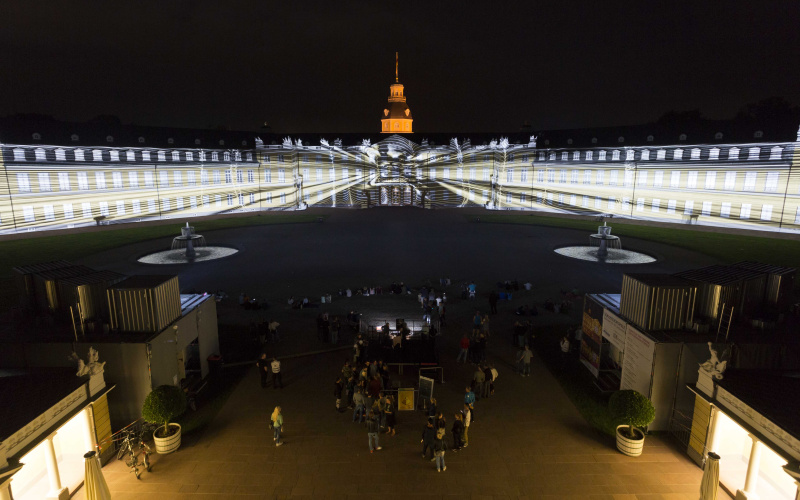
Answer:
[699, 342, 728, 380]
[71, 347, 106, 377]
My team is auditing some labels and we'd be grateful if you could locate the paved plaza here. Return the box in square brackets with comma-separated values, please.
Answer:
[74, 209, 729, 499]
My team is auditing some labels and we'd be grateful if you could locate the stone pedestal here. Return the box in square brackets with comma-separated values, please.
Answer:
[696, 369, 715, 398]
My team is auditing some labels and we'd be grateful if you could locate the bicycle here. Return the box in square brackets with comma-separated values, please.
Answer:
[116, 427, 152, 479]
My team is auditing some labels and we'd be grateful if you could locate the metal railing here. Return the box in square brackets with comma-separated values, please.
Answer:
[667, 407, 694, 450]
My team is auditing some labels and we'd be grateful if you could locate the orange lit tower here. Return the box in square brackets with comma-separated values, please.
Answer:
[381, 53, 413, 133]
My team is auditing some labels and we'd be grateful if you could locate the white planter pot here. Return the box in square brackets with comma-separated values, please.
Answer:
[153, 423, 182, 454]
[615, 425, 645, 457]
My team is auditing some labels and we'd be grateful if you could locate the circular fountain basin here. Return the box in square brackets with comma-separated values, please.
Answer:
[554, 246, 656, 264]
[138, 246, 238, 265]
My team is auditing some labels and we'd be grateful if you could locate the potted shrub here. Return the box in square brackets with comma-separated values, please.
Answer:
[142, 385, 187, 454]
[609, 390, 655, 457]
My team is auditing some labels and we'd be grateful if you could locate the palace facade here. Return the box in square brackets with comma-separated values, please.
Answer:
[1, 124, 799, 235]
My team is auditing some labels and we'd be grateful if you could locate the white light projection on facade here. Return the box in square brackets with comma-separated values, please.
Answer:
[1, 132, 799, 235]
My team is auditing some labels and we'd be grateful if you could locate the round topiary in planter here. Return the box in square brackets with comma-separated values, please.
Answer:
[142, 385, 187, 454]
[608, 390, 655, 457]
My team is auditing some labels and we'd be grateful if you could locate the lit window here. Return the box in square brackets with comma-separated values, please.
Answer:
[770, 146, 783, 160]
[687, 171, 698, 188]
[721, 202, 731, 218]
[63, 203, 74, 219]
[43, 205, 55, 221]
[673, 149, 684, 160]
[764, 172, 779, 192]
[653, 171, 663, 188]
[651, 199, 660, 212]
[704, 172, 716, 190]
[740, 203, 751, 219]
[55, 148, 66, 161]
[641, 150, 650, 161]
[638, 171, 648, 186]
[684, 201, 694, 215]
[35, 148, 46, 161]
[667, 200, 676, 214]
[709, 148, 720, 160]
[723, 172, 737, 190]
[760, 204, 772, 221]
[636, 198, 645, 211]
[728, 147, 740, 160]
[598, 151, 606, 161]
[743, 172, 757, 191]
[612, 150, 620, 161]
[58, 172, 71, 191]
[657, 149, 666, 160]
[748, 147, 761, 160]
[670, 171, 680, 188]
[77, 172, 89, 190]
[38, 173, 51, 192]
[82, 202, 92, 218]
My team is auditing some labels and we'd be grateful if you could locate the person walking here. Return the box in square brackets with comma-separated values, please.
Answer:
[522, 345, 533, 377]
[451, 412, 464, 451]
[366, 411, 382, 453]
[271, 357, 283, 389]
[462, 404, 471, 448]
[270, 406, 283, 447]
[256, 353, 270, 388]
[456, 335, 469, 364]
[433, 427, 448, 472]
[421, 420, 436, 460]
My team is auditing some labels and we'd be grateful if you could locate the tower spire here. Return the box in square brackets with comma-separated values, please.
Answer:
[395, 52, 398, 83]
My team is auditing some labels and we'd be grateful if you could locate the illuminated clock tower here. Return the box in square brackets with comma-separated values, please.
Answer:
[381, 53, 413, 134]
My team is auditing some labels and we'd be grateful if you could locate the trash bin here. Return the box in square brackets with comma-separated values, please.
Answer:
[207, 355, 222, 376]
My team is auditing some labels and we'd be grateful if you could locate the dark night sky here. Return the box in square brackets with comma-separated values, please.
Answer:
[2, 1, 799, 133]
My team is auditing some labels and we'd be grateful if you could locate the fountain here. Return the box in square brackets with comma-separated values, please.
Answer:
[172, 223, 207, 250]
[554, 220, 655, 264]
[589, 222, 622, 258]
[137, 223, 238, 265]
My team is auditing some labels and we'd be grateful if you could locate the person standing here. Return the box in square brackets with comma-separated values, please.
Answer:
[367, 411, 382, 453]
[472, 310, 482, 336]
[271, 357, 283, 389]
[421, 420, 435, 460]
[473, 366, 485, 401]
[268, 320, 280, 343]
[451, 412, 464, 451]
[462, 404, 471, 448]
[481, 314, 490, 337]
[522, 345, 533, 377]
[383, 394, 396, 436]
[433, 427, 448, 472]
[482, 363, 493, 399]
[456, 335, 469, 364]
[271, 406, 283, 447]
[489, 289, 498, 314]
[334, 376, 344, 412]
[427, 397, 438, 423]
[464, 386, 476, 424]
[352, 389, 366, 423]
[256, 353, 269, 388]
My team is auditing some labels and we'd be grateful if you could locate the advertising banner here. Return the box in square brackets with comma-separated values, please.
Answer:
[620, 325, 656, 397]
[397, 388, 415, 411]
[602, 309, 628, 351]
[580, 296, 604, 378]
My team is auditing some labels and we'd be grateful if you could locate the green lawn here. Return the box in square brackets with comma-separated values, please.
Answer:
[0, 213, 323, 312]
[474, 213, 800, 272]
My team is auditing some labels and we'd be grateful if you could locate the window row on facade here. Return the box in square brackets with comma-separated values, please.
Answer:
[8, 192, 293, 225]
[10, 147, 254, 163]
[536, 145, 786, 163]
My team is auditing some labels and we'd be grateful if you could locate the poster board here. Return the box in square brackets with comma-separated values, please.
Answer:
[397, 388, 415, 411]
[620, 324, 656, 398]
[580, 296, 604, 378]
[418, 376, 434, 401]
[602, 309, 627, 351]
